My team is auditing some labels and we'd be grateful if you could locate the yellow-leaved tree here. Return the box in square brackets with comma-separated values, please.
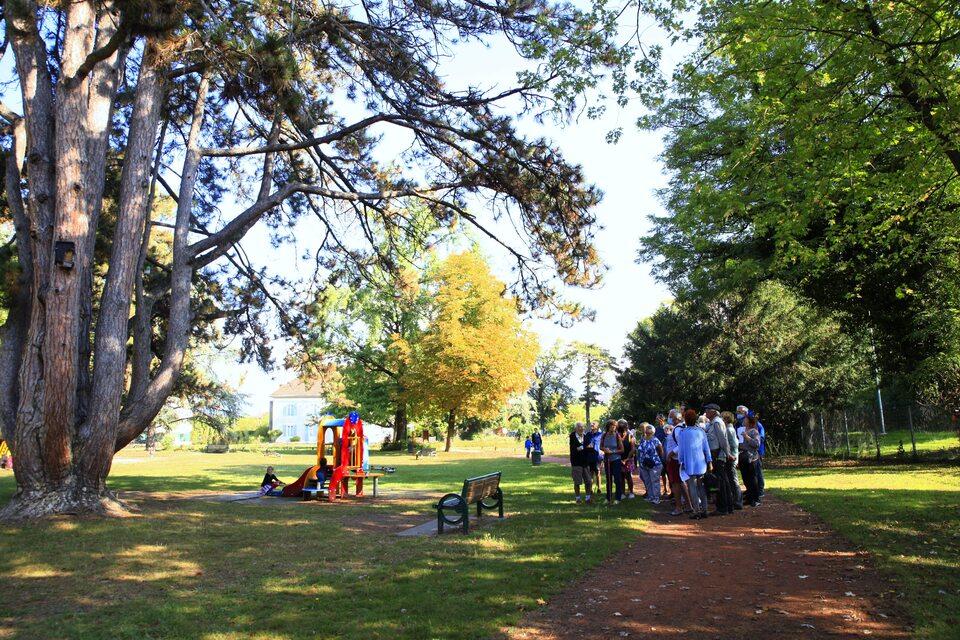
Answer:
[411, 251, 538, 451]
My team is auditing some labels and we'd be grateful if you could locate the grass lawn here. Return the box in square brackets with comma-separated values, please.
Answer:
[0, 448, 648, 640]
[766, 463, 960, 639]
[824, 428, 960, 459]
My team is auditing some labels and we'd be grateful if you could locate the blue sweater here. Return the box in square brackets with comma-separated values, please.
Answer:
[678, 426, 712, 476]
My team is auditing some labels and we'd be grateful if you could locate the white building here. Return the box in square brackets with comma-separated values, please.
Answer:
[269, 379, 326, 443]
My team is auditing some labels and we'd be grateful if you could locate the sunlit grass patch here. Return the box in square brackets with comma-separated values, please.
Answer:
[767, 464, 960, 640]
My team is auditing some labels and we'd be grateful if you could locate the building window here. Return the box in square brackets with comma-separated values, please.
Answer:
[283, 404, 296, 417]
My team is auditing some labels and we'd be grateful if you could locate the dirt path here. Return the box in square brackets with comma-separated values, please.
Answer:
[509, 461, 911, 639]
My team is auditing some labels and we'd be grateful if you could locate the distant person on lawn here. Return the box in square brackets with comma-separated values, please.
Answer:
[260, 466, 285, 496]
[525, 436, 533, 458]
[569, 422, 593, 503]
[531, 429, 543, 454]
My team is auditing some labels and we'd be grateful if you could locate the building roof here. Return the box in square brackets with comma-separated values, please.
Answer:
[269, 378, 325, 399]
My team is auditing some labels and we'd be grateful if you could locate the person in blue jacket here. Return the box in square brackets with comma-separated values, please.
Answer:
[677, 408, 712, 519]
[531, 429, 543, 454]
[524, 436, 533, 458]
[751, 410, 766, 497]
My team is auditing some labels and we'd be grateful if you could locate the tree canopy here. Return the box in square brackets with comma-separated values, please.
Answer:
[637, 0, 960, 404]
[410, 251, 538, 451]
[0, 0, 629, 518]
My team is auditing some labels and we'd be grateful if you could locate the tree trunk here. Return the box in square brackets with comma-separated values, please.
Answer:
[145, 422, 156, 456]
[393, 403, 408, 444]
[445, 409, 456, 452]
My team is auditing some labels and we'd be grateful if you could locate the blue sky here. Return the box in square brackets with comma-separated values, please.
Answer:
[226, 24, 683, 414]
[0, 12, 684, 416]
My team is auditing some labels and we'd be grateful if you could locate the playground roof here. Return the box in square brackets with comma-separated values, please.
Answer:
[269, 378, 325, 399]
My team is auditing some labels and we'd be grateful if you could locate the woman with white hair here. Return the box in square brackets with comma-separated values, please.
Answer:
[637, 423, 664, 504]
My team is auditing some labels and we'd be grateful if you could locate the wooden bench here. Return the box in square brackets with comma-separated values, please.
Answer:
[436, 471, 503, 534]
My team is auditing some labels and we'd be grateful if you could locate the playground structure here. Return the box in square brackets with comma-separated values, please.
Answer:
[0, 438, 10, 469]
[281, 412, 382, 501]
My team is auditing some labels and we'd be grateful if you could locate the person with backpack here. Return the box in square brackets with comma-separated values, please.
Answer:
[637, 422, 664, 504]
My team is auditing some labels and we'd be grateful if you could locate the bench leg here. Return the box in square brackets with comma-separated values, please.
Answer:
[462, 505, 469, 534]
[373, 477, 378, 497]
[437, 510, 444, 534]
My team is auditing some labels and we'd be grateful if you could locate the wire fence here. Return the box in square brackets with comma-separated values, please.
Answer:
[793, 402, 960, 460]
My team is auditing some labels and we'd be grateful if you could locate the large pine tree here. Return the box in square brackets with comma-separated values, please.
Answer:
[0, 0, 626, 519]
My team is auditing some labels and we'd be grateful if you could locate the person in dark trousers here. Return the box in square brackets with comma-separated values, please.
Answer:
[569, 422, 593, 503]
[618, 419, 637, 499]
[601, 419, 625, 503]
[524, 436, 533, 458]
[531, 429, 543, 454]
[740, 415, 762, 506]
[753, 411, 766, 496]
[704, 403, 735, 515]
[721, 411, 743, 509]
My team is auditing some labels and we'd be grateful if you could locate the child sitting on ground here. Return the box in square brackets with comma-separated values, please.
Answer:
[259, 466, 285, 496]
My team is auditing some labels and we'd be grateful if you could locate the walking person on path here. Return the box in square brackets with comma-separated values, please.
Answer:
[678, 408, 712, 519]
[637, 423, 664, 504]
[601, 420, 625, 504]
[569, 422, 593, 503]
[705, 403, 735, 516]
[618, 419, 637, 499]
[722, 410, 743, 510]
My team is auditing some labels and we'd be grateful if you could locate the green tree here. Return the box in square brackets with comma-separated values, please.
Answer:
[0, 0, 625, 518]
[617, 282, 871, 445]
[529, 341, 576, 432]
[567, 342, 617, 424]
[638, 0, 960, 404]
[295, 207, 442, 443]
[410, 251, 538, 451]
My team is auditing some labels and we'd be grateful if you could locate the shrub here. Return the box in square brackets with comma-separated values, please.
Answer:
[290, 436, 301, 443]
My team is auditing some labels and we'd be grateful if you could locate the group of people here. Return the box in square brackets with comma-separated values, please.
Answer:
[568, 404, 766, 519]
[524, 430, 544, 457]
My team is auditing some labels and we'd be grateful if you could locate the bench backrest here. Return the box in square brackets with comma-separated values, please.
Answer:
[461, 472, 501, 504]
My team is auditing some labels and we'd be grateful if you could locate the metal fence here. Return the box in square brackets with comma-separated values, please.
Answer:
[797, 403, 960, 459]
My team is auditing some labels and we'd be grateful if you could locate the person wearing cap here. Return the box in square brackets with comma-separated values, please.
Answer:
[704, 403, 734, 516]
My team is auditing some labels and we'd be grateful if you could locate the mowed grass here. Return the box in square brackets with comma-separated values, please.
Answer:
[766, 464, 960, 639]
[823, 428, 960, 459]
[0, 448, 649, 640]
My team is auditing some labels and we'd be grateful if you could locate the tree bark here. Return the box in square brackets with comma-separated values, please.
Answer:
[445, 409, 456, 452]
[115, 69, 212, 451]
[393, 402, 408, 444]
[79, 43, 165, 488]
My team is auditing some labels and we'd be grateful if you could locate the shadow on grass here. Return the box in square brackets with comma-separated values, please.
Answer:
[771, 479, 960, 640]
[0, 458, 650, 640]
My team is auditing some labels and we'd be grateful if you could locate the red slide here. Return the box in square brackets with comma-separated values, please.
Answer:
[280, 465, 317, 497]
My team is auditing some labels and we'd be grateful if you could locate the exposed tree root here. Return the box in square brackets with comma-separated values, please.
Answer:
[0, 486, 138, 522]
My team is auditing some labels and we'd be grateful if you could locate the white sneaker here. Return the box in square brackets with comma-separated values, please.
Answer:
[575, 496, 582, 503]
[614, 500, 620, 504]
[628, 493, 636, 499]
[585, 495, 592, 503]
